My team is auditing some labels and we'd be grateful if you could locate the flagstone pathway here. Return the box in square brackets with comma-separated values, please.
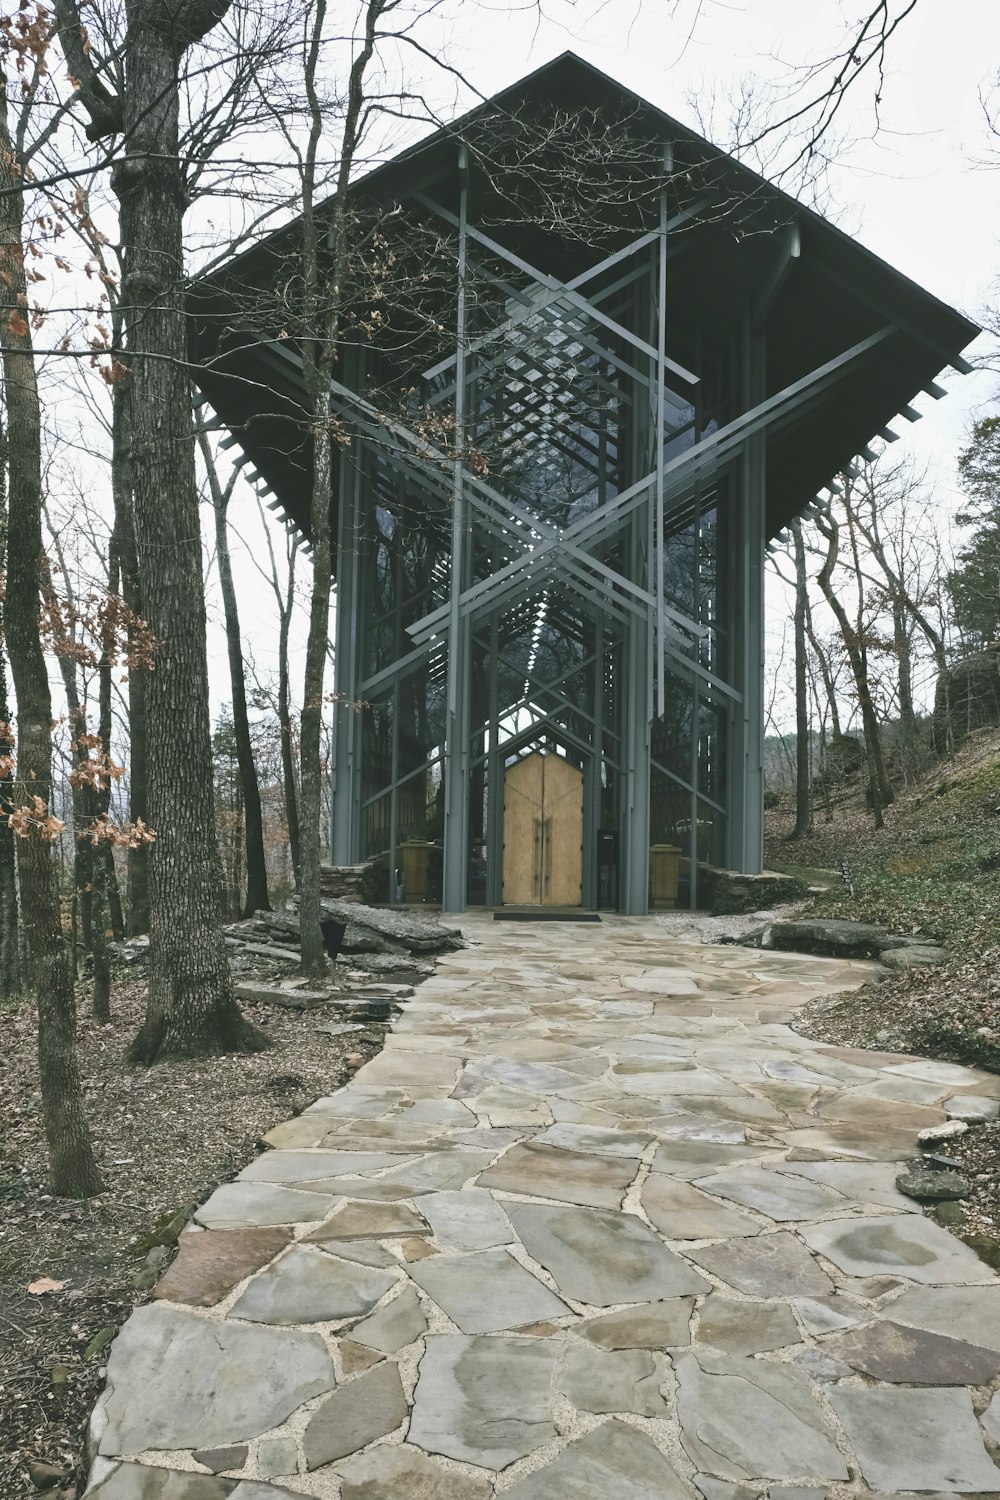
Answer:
[85, 915, 1000, 1498]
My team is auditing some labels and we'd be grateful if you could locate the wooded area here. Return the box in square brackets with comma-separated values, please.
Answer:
[0, 0, 998, 1208]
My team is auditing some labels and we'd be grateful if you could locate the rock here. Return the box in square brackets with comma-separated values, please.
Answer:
[231, 1245, 397, 1324]
[153, 1228, 291, 1307]
[675, 1349, 847, 1482]
[891, 1285, 1000, 1352]
[268, 898, 462, 956]
[132, 1244, 171, 1290]
[799, 1214, 994, 1285]
[695, 1296, 802, 1355]
[506, 1202, 710, 1305]
[881, 945, 949, 970]
[303, 1360, 407, 1468]
[409, 1334, 559, 1469]
[93, 1302, 334, 1454]
[944, 1094, 1000, 1123]
[917, 1120, 969, 1145]
[233, 982, 329, 1010]
[502, 1419, 695, 1499]
[479, 1140, 641, 1209]
[192, 1446, 248, 1474]
[578, 1299, 694, 1349]
[828, 1386, 1000, 1493]
[256, 1436, 297, 1478]
[896, 1167, 970, 1203]
[823, 1320, 1000, 1385]
[347, 1285, 427, 1353]
[26, 1459, 68, 1490]
[84, 1325, 117, 1360]
[194, 1182, 339, 1229]
[558, 1345, 671, 1416]
[697, 867, 807, 916]
[407, 1247, 570, 1333]
[336, 1444, 493, 1500]
[934, 1199, 966, 1226]
[685, 1231, 833, 1298]
[762, 919, 898, 959]
[412, 1189, 514, 1250]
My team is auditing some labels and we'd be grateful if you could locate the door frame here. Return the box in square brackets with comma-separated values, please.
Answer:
[497, 738, 594, 907]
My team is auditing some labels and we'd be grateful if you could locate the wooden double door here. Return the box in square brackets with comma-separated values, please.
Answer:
[502, 751, 583, 906]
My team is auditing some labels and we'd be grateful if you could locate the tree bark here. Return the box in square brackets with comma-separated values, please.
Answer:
[0, 428, 22, 999]
[298, 0, 385, 976]
[816, 503, 893, 828]
[0, 93, 103, 1195]
[791, 519, 812, 838]
[113, 381, 150, 936]
[198, 427, 270, 914]
[111, 0, 267, 1062]
[277, 538, 300, 885]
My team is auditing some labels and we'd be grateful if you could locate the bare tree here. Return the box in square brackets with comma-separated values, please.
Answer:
[60, 0, 270, 1061]
[0, 61, 103, 1193]
[198, 424, 271, 914]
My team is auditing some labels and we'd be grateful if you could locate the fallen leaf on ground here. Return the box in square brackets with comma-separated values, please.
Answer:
[26, 1278, 67, 1295]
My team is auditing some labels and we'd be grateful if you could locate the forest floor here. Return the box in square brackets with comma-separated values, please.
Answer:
[0, 961, 391, 1499]
[765, 724, 1000, 1274]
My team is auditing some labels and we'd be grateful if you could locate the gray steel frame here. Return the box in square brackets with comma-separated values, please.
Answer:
[327, 143, 901, 912]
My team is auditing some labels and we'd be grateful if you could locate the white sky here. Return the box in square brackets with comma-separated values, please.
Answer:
[206, 0, 1000, 728]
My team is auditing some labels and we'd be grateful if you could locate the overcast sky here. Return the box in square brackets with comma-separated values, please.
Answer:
[208, 0, 1000, 725]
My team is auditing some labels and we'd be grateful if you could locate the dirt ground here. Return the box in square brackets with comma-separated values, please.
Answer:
[0, 970, 388, 1498]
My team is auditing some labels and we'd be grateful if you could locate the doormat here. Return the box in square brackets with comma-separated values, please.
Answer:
[494, 911, 601, 923]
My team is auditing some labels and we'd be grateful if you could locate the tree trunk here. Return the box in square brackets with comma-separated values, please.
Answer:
[817, 506, 893, 827]
[791, 518, 812, 838]
[0, 430, 22, 999]
[113, 3, 267, 1063]
[278, 546, 301, 886]
[0, 96, 103, 1195]
[113, 383, 150, 936]
[199, 428, 270, 914]
[298, 0, 384, 976]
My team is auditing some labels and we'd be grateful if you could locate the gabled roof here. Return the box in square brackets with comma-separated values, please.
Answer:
[192, 50, 979, 551]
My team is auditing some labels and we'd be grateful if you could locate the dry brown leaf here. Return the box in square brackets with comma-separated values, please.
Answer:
[27, 1276, 67, 1295]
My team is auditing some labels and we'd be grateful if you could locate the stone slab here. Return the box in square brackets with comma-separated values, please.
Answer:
[890, 1285, 1000, 1351]
[84, 1462, 294, 1497]
[336, 1445, 493, 1500]
[641, 1176, 761, 1240]
[231, 1245, 397, 1323]
[408, 1247, 570, 1332]
[695, 1296, 801, 1355]
[194, 1183, 338, 1230]
[828, 1386, 1000, 1492]
[675, 1349, 847, 1482]
[408, 1334, 558, 1469]
[347, 1285, 427, 1353]
[238, 1150, 401, 1182]
[501, 1419, 696, 1499]
[685, 1231, 833, 1298]
[153, 1229, 290, 1307]
[578, 1298, 694, 1349]
[413, 1189, 514, 1250]
[479, 1141, 639, 1208]
[305, 1200, 428, 1240]
[799, 1214, 997, 1285]
[824, 1319, 1000, 1384]
[94, 1303, 333, 1454]
[507, 1201, 710, 1305]
[303, 1360, 407, 1468]
[558, 1344, 670, 1416]
[693, 1166, 846, 1222]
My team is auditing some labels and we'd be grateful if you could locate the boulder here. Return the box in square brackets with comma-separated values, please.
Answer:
[761, 919, 898, 960]
[697, 868, 807, 917]
[932, 646, 1000, 753]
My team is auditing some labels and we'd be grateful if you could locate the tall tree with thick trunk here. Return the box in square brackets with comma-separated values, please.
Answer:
[0, 428, 21, 998]
[0, 80, 103, 1194]
[61, 0, 268, 1061]
[297, 0, 390, 975]
[198, 425, 270, 914]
